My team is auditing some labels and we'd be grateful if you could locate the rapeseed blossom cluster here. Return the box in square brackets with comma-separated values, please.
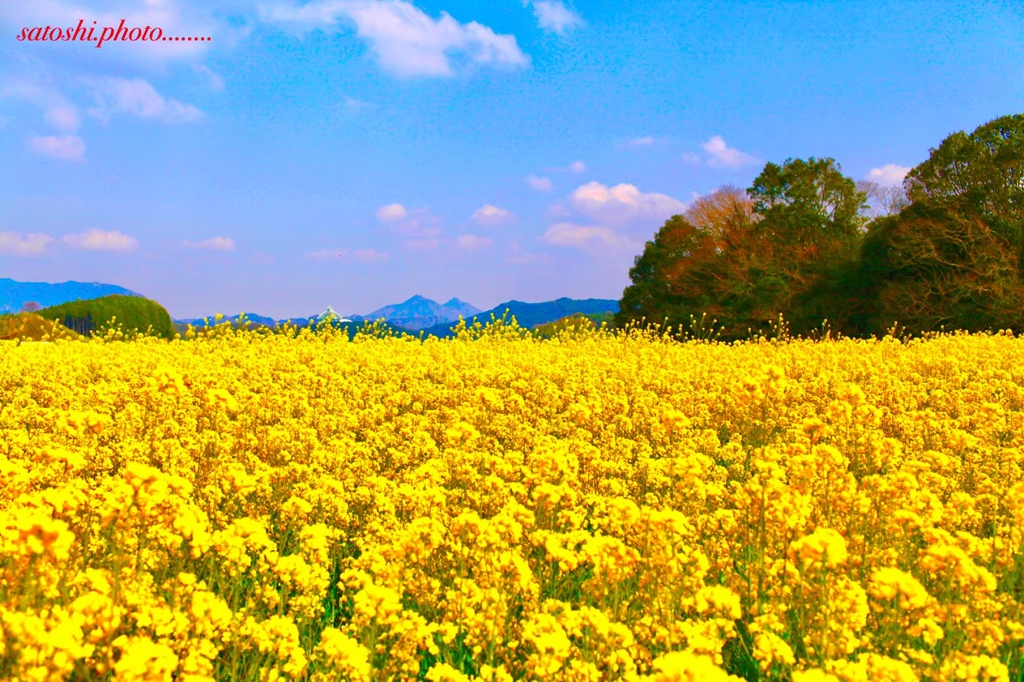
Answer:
[0, 321, 1022, 680]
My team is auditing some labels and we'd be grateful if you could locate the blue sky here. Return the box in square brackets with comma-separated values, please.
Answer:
[1, 0, 1021, 318]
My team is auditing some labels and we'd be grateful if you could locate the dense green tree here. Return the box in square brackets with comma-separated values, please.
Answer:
[749, 157, 868, 258]
[38, 294, 175, 339]
[617, 186, 760, 337]
[861, 114, 1024, 335]
[905, 115, 1024, 221]
[620, 163, 869, 339]
[745, 158, 868, 336]
[862, 199, 1024, 335]
[620, 117, 1024, 340]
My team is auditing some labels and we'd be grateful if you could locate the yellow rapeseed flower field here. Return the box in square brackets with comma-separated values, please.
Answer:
[1, 321, 1022, 681]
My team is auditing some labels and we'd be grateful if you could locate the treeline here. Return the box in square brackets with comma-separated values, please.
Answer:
[617, 114, 1024, 340]
[0, 295, 175, 341]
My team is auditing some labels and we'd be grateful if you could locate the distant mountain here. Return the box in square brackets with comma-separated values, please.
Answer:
[419, 297, 620, 338]
[0, 278, 139, 314]
[170, 297, 619, 338]
[176, 313, 279, 327]
[350, 295, 481, 331]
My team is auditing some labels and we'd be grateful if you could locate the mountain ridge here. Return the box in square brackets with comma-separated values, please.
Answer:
[0, 278, 140, 314]
[350, 295, 481, 331]
[419, 297, 620, 338]
[171, 296, 619, 335]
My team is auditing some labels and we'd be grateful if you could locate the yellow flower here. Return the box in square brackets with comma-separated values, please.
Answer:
[790, 527, 848, 570]
[644, 650, 744, 681]
[113, 636, 179, 681]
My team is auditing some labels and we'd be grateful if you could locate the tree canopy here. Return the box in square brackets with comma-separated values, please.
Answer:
[619, 160, 868, 339]
[38, 294, 175, 339]
[618, 113, 1024, 339]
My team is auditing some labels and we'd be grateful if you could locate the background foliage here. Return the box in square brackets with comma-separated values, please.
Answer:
[618, 114, 1024, 339]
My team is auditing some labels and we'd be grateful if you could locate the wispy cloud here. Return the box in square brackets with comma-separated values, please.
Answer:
[541, 222, 624, 249]
[194, 64, 225, 92]
[354, 248, 389, 262]
[404, 237, 441, 250]
[506, 250, 553, 265]
[28, 135, 85, 161]
[63, 229, 137, 252]
[867, 164, 911, 186]
[376, 203, 443, 249]
[700, 136, 759, 168]
[455, 234, 492, 251]
[375, 203, 408, 221]
[305, 247, 389, 262]
[0, 231, 54, 256]
[525, 0, 583, 34]
[262, 0, 529, 77]
[344, 95, 377, 111]
[305, 248, 350, 260]
[543, 160, 587, 174]
[184, 236, 235, 251]
[1, 82, 80, 132]
[624, 136, 655, 148]
[569, 181, 687, 227]
[526, 174, 553, 192]
[471, 204, 514, 226]
[88, 77, 203, 124]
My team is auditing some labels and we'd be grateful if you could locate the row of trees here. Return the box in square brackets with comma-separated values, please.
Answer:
[617, 114, 1024, 339]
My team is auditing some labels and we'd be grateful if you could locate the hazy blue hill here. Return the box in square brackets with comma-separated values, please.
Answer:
[0, 278, 139, 313]
[350, 295, 481, 330]
[177, 313, 279, 327]
[170, 297, 618, 339]
[420, 297, 620, 338]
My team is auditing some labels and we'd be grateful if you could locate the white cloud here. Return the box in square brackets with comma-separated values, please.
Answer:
[526, 174, 553, 192]
[184, 236, 235, 251]
[626, 136, 655, 147]
[377, 205, 443, 249]
[63, 229, 137, 252]
[2, 82, 80, 132]
[405, 237, 441, 250]
[701, 136, 759, 168]
[28, 135, 85, 161]
[376, 203, 408, 221]
[344, 95, 376, 111]
[506, 251, 553, 265]
[305, 248, 350, 259]
[543, 160, 587, 174]
[194, 64, 225, 92]
[527, 0, 583, 34]
[0, 231, 54, 256]
[541, 222, 624, 249]
[471, 204, 513, 226]
[88, 77, 203, 124]
[46, 106, 79, 131]
[262, 0, 529, 77]
[868, 164, 911, 186]
[354, 248, 388, 262]
[569, 181, 687, 227]
[455, 234, 492, 251]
